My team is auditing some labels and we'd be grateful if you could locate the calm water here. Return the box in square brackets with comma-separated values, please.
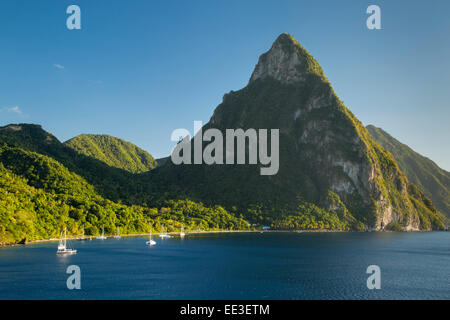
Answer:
[0, 232, 449, 299]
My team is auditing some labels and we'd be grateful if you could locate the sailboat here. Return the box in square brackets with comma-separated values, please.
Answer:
[96, 225, 107, 240]
[180, 226, 185, 238]
[114, 227, 121, 239]
[146, 226, 156, 246]
[78, 224, 86, 240]
[159, 225, 171, 239]
[57, 228, 77, 255]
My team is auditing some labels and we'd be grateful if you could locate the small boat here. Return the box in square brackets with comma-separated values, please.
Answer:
[180, 226, 185, 238]
[57, 228, 77, 255]
[114, 227, 121, 239]
[159, 225, 171, 239]
[78, 225, 86, 240]
[96, 225, 107, 240]
[146, 226, 156, 246]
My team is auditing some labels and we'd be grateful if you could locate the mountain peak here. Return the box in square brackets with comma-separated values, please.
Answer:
[249, 33, 325, 84]
[0, 123, 41, 132]
[0, 123, 59, 147]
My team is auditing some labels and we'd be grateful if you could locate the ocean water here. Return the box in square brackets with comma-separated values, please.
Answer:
[0, 232, 448, 300]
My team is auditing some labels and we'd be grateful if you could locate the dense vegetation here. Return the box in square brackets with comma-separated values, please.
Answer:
[65, 134, 157, 173]
[0, 124, 151, 203]
[246, 193, 357, 231]
[367, 125, 450, 219]
[0, 138, 248, 245]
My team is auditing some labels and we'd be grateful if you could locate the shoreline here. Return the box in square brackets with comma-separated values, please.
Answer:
[1, 229, 258, 247]
[1, 228, 445, 247]
[0, 229, 338, 247]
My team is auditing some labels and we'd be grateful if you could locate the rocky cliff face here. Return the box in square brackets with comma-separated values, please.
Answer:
[155, 33, 443, 231]
[367, 124, 450, 219]
[249, 37, 310, 84]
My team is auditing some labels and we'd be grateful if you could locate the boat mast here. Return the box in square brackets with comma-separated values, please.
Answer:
[59, 230, 63, 248]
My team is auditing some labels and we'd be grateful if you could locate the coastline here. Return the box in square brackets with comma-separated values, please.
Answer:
[0, 229, 258, 247]
[2, 228, 443, 248]
[0, 229, 344, 247]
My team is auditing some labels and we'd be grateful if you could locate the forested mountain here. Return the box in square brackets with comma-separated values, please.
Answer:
[0, 124, 138, 202]
[367, 125, 450, 218]
[0, 125, 248, 245]
[148, 33, 444, 231]
[65, 134, 157, 173]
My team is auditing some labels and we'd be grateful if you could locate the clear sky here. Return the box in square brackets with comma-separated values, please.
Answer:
[0, 0, 449, 170]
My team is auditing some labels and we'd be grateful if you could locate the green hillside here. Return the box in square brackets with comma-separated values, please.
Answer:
[367, 125, 450, 218]
[65, 134, 157, 173]
[0, 126, 248, 245]
[0, 124, 148, 202]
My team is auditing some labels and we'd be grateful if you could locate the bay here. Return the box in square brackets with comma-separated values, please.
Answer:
[0, 232, 449, 299]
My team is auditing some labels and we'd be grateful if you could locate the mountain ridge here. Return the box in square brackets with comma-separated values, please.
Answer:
[367, 124, 450, 218]
[64, 134, 157, 173]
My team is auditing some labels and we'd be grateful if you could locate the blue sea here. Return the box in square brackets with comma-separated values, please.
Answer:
[0, 232, 449, 299]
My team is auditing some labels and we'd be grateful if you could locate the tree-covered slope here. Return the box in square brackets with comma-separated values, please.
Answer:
[0, 124, 145, 202]
[367, 125, 450, 218]
[149, 33, 444, 231]
[0, 130, 248, 244]
[65, 134, 157, 173]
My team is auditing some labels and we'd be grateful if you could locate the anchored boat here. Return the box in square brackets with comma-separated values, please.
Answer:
[146, 225, 156, 246]
[96, 225, 107, 240]
[57, 228, 77, 255]
[159, 225, 172, 239]
[114, 227, 121, 239]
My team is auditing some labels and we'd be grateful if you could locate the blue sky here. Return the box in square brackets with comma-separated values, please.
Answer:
[0, 0, 449, 170]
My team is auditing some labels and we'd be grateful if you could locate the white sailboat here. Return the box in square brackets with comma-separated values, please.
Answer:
[159, 225, 171, 239]
[114, 227, 121, 239]
[57, 228, 77, 255]
[180, 226, 185, 238]
[96, 225, 107, 240]
[146, 226, 156, 246]
[79, 224, 86, 240]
